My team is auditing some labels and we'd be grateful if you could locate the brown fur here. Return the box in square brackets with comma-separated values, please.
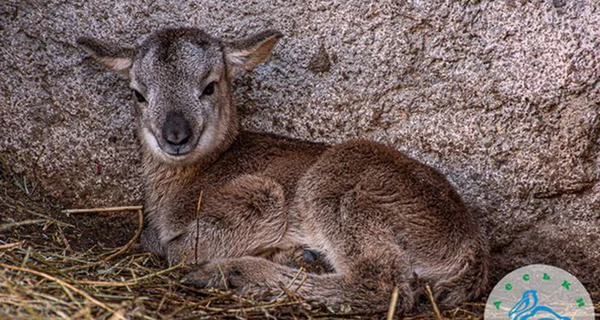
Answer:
[78, 27, 489, 314]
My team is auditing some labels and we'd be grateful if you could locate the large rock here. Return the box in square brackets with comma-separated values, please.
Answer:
[1, 0, 599, 292]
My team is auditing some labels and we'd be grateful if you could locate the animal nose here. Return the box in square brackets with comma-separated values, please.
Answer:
[163, 112, 192, 146]
[165, 128, 190, 146]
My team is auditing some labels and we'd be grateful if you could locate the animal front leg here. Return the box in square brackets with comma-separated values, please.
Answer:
[166, 175, 291, 265]
[181, 256, 309, 295]
[140, 218, 166, 258]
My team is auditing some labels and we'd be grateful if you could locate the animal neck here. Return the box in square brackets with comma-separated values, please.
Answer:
[140, 123, 239, 189]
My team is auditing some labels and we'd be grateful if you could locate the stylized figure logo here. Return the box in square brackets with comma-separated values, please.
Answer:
[484, 264, 594, 320]
[508, 290, 571, 320]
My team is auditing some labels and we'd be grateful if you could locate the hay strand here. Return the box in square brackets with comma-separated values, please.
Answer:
[102, 209, 143, 262]
[61, 206, 143, 214]
[194, 190, 204, 264]
[0, 241, 24, 250]
[425, 283, 443, 320]
[387, 286, 400, 320]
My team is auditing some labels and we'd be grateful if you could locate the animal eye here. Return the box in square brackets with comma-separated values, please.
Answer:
[202, 82, 216, 96]
[133, 90, 146, 103]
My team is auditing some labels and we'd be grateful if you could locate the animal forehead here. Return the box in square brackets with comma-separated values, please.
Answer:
[137, 28, 222, 76]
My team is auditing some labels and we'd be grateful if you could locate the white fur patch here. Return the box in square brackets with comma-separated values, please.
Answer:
[227, 50, 251, 65]
[142, 127, 163, 155]
[196, 124, 216, 155]
[100, 57, 132, 71]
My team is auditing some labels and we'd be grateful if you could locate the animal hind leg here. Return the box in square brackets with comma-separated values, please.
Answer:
[183, 251, 416, 314]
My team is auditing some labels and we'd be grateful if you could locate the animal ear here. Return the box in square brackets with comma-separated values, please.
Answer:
[223, 30, 282, 78]
[77, 37, 137, 76]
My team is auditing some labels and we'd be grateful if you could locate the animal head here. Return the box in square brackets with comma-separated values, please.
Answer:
[78, 28, 282, 165]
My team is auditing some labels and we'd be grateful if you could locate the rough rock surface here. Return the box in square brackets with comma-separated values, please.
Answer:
[1, 0, 599, 293]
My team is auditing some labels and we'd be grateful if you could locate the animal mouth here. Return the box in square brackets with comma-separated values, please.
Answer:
[161, 139, 196, 156]
[160, 135, 199, 157]
[164, 145, 193, 156]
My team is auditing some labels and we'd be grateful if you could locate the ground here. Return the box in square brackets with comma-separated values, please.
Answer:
[0, 161, 597, 319]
